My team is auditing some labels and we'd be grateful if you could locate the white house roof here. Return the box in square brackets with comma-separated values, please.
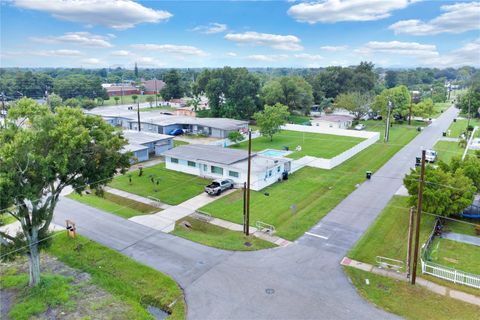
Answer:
[162, 144, 289, 173]
[121, 130, 172, 145]
[312, 114, 354, 123]
[122, 143, 149, 153]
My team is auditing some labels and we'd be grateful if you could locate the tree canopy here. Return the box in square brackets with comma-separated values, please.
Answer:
[254, 103, 290, 141]
[335, 92, 373, 120]
[260, 76, 314, 115]
[372, 85, 411, 119]
[0, 98, 130, 286]
[161, 69, 184, 101]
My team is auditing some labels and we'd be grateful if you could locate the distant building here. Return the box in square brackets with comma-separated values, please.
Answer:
[141, 79, 166, 95]
[103, 84, 140, 97]
[311, 114, 354, 129]
[162, 144, 291, 190]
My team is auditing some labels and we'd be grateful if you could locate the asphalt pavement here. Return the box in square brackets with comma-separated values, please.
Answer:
[54, 106, 459, 320]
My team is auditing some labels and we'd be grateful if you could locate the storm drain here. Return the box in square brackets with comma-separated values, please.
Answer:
[147, 306, 169, 320]
[265, 288, 275, 295]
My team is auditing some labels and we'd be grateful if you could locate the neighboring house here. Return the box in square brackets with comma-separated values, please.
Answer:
[88, 108, 248, 138]
[121, 130, 174, 163]
[311, 114, 354, 129]
[141, 79, 166, 95]
[174, 107, 196, 117]
[104, 85, 140, 97]
[162, 144, 291, 191]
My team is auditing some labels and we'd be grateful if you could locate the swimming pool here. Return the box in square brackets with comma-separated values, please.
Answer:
[258, 149, 291, 157]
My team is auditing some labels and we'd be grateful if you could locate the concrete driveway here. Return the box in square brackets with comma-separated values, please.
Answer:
[54, 106, 459, 319]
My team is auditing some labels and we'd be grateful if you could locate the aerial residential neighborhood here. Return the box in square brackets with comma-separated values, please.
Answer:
[1, 1, 480, 320]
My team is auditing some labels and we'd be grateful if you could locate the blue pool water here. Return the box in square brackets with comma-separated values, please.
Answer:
[259, 149, 290, 157]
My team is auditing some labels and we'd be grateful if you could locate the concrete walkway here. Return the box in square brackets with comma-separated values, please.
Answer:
[104, 186, 171, 210]
[438, 137, 460, 142]
[128, 157, 165, 172]
[442, 232, 480, 247]
[129, 189, 236, 232]
[341, 257, 480, 307]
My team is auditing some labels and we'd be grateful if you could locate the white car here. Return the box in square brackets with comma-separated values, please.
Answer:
[354, 124, 366, 130]
[425, 149, 437, 163]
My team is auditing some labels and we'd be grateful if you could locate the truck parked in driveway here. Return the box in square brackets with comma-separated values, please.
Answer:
[205, 179, 234, 195]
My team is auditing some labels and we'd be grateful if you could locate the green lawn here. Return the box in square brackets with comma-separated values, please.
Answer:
[448, 118, 480, 138]
[102, 94, 157, 106]
[288, 114, 311, 125]
[0, 212, 16, 225]
[231, 130, 365, 160]
[172, 217, 276, 251]
[48, 234, 185, 320]
[349, 196, 436, 267]
[109, 163, 209, 205]
[344, 267, 480, 320]
[139, 106, 175, 112]
[202, 124, 419, 240]
[444, 220, 479, 237]
[429, 238, 480, 275]
[67, 192, 159, 219]
[433, 141, 465, 163]
[173, 139, 189, 147]
[432, 102, 451, 118]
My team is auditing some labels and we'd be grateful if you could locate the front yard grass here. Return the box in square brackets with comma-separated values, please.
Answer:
[429, 238, 480, 275]
[231, 130, 365, 160]
[109, 163, 209, 205]
[172, 217, 276, 251]
[344, 267, 480, 320]
[433, 140, 464, 163]
[48, 233, 186, 320]
[67, 192, 159, 219]
[202, 123, 419, 240]
[448, 118, 480, 138]
[444, 219, 479, 236]
[349, 196, 436, 266]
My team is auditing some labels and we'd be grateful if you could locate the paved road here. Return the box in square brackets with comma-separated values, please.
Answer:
[54, 107, 458, 319]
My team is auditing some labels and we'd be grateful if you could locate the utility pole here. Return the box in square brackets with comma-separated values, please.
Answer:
[120, 76, 124, 105]
[384, 100, 392, 143]
[411, 149, 426, 285]
[467, 95, 471, 133]
[408, 95, 412, 126]
[137, 100, 141, 132]
[154, 77, 158, 107]
[406, 206, 415, 278]
[243, 182, 247, 234]
[245, 130, 252, 236]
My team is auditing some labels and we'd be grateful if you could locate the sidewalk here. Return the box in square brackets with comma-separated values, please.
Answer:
[341, 257, 480, 307]
[104, 186, 171, 210]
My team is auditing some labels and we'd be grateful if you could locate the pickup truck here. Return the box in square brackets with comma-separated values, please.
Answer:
[205, 179, 234, 195]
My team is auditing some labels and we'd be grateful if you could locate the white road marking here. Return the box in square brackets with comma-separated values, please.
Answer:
[305, 232, 329, 240]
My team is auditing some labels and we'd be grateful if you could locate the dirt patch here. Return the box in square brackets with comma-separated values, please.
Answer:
[443, 257, 459, 264]
[1, 254, 135, 320]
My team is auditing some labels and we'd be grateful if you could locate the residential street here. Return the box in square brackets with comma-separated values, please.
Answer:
[54, 106, 459, 320]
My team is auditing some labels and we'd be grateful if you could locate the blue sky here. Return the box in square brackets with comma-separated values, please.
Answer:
[1, 0, 479, 68]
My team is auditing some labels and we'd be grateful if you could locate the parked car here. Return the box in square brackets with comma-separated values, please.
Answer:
[354, 124, 366, 130]
[372, 114, 383, 120]
[205, 179, 234, 196]
[425, 149, 437, 163]
[168, 128, 184, 136]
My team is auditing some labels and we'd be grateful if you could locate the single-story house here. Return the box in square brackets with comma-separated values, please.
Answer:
[162, 144, 292, 191]
[122, 143, 149, 163]
[103, 85, 140, 97]
[120, 130, 174, 163]
[311, 114, 354, 129]
[88, 108, 248, 138]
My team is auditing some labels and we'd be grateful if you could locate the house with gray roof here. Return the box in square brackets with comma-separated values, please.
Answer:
[162, 144, 292, 191]
[121, 130, 174, 163]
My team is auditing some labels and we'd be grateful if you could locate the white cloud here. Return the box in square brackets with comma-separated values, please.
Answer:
[81, 58, 101, 65]
[192, 23, 228, 34]
[226, 52, 237, 57]
[225, 31, 303, 51]
[427, 39, 480, 67]
[288, 0, 416, 24]
[135, 56, 165, 67]
[33, 49, 83, 57]
[389, 2, 480, 35]
[31, 32, 113, 48]
[13, 0, 172, 30]
[320, 45, 348, 52]
[131, 44, 208, 57]
[355, 41, 439, 58]
[111, 50, 131, 56]
[247, 54, 289, 62]
[294, 53, 323, 61]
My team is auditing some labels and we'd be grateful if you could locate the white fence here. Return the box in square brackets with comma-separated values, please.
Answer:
[421, 259, 480, 289]
[209, 131, 261, 147]
[282, 123, 378, 139]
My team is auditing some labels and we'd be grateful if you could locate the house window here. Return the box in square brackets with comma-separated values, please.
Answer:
[277, 166, 281, 173]
[203, 164, 207, 171]
[229, 171, 239, 178]
[268, 170, 272, 177]
[211, 166, 223, 175]
[188, 161, 196, 167]
[171, 158, 179, 164]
